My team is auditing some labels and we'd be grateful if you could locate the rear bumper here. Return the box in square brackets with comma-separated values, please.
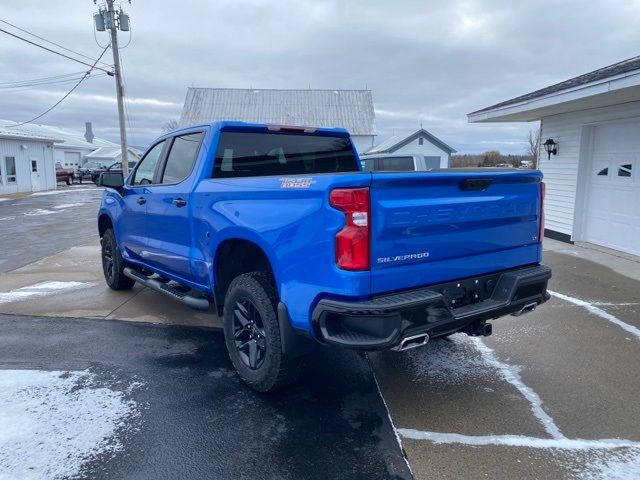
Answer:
[311, 264, 551, 350]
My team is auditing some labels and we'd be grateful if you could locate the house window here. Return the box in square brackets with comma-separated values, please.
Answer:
[618, 163, 632, 177]
[419, 137, 424, 145]
[31, 160, 38, 172]
[4, 157, 16, 183]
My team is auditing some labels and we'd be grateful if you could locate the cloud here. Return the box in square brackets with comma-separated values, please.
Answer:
[1, 0, 638, 153]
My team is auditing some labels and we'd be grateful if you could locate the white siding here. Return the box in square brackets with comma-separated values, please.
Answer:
[539, 100, 640, 237]
[0, 139, 56, 194]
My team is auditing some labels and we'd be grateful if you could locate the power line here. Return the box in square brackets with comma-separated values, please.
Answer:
[0, 73, 108, 90]
[0, 27, 113, 75]
[0, 71, 88, 86]
[0, 18, 112, 69]
[8, 44, 111, 127]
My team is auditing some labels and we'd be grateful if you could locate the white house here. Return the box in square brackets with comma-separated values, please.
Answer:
[179, 88, 377, 153]
[0, 128, 60, 194]
[468, 56, 640, 257]
[366, 128, 456, 168]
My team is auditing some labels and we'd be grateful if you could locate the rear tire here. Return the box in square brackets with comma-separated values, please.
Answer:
[66, 175, 72, 185]
[223, 272, 300, 392]
[101, 229, 135, 291]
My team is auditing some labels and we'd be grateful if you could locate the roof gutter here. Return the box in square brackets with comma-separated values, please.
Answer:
[468, 69, 640, 123]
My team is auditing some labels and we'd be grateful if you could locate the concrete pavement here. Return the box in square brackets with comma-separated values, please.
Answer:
[1, 187, 639, 479]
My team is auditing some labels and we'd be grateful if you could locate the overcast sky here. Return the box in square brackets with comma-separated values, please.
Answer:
[1, 0, 639, 153]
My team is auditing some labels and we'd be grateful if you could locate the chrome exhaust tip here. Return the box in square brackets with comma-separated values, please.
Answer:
[395, 333, 430, 351]
[512, 302, 538, 317]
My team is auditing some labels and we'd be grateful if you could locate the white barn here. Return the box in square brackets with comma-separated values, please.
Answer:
[366, 128, 456, 168]
[179, 88, 377, 153]
[468, 56, 640, 257]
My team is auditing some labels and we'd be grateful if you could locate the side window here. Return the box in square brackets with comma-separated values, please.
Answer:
[161, 132, 203, 184]
[378, 156, 415, 171]
[4, 156, 16, 183]
[131, 141, 165, 186]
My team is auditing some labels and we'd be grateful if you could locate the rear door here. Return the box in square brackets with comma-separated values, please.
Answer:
[369, 170, 543, 294]
[144, 131, 204, 280]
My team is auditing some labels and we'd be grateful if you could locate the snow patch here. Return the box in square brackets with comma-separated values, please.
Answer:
[549, 290, 640, 340]
[24, 208, 57, 216]
[580, 449, 640, 479]
[401, 334, 490, 385]
[52, 203, 86, 209]
[0, 281, 93, 304]
[30, 188, 97, 197]
[471, 337, 565, 439]
[397, 430, 640, 450]
[0, 369, 139, 480]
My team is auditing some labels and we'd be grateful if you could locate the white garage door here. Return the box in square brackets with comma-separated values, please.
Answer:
[584, 121, 640, 256]
[63, 151, 81, 168]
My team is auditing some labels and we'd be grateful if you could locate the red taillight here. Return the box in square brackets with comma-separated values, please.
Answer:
[329, 188, 370, 271]
[539, 181, 546, 243]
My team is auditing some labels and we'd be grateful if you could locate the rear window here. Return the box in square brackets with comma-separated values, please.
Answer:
[213, 131, 359, 178]
[378, 156, 415, 171]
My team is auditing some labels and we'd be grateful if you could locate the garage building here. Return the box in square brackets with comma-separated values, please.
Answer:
[468, 56, 640, 257]
[0, 129, 60, 194]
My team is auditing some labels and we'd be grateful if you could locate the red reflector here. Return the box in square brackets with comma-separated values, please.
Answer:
[539, 181, 545, 243]
[329, 188, 370, 271]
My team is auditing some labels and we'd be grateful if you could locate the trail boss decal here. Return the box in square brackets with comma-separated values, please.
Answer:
[377, 252, 430, 264]
[280, 177, 315, 189]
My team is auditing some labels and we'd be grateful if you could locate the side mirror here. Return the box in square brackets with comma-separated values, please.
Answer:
[98, 171, 125, 189]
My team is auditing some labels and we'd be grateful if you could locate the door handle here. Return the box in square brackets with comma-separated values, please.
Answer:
[137, 197, 146, 205]
[172, 198, 187, 208]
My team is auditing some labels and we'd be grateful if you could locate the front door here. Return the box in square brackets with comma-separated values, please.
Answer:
[30, 158, 42, 192]
[118, 139, 167, 261]
[144, 131, 204, 282]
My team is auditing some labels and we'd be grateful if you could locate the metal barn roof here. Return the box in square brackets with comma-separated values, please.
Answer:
[179, 88, 376, 135]
[0, 120, 117, 149]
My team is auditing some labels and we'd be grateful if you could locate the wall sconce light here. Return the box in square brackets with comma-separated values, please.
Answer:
[543, 138, 558, 160]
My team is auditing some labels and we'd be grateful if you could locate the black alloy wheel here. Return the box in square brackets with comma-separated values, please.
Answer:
[232, 298, 267, 370]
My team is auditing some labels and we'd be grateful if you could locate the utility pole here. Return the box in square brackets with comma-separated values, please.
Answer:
[94, 0, 130, 178]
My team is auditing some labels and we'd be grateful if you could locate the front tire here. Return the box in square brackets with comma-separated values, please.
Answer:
[223, 272, 299, 392]
[66, 175, 72, 185]
[101, 229, 135, 290]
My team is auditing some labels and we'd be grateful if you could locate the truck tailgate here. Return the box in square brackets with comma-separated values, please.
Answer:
[370, 170, 543, 294]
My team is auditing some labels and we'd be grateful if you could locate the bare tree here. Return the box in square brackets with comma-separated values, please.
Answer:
[527, 128, 541, 167]
[161, 119, 180, 133]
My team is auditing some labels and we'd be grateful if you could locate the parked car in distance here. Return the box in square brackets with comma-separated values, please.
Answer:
[55, 162, 75, 185]
[495, 163, 515, 168]
[92, 161, 137, 184]
[97, 121, 550, 392]
[76, 161, 104, 183]
[359, 153, 445, 172]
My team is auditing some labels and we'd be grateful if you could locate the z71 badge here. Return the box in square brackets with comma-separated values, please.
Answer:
[280, 177, 315, 189]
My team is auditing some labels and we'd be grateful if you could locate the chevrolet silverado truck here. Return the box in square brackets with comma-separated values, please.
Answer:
[97, 122, 551, 392]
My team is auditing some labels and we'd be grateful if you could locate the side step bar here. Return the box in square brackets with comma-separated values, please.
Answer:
[123, 267, 210, 311]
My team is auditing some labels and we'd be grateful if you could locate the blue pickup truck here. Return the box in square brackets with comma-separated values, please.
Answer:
[97, 122, 551, 391]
